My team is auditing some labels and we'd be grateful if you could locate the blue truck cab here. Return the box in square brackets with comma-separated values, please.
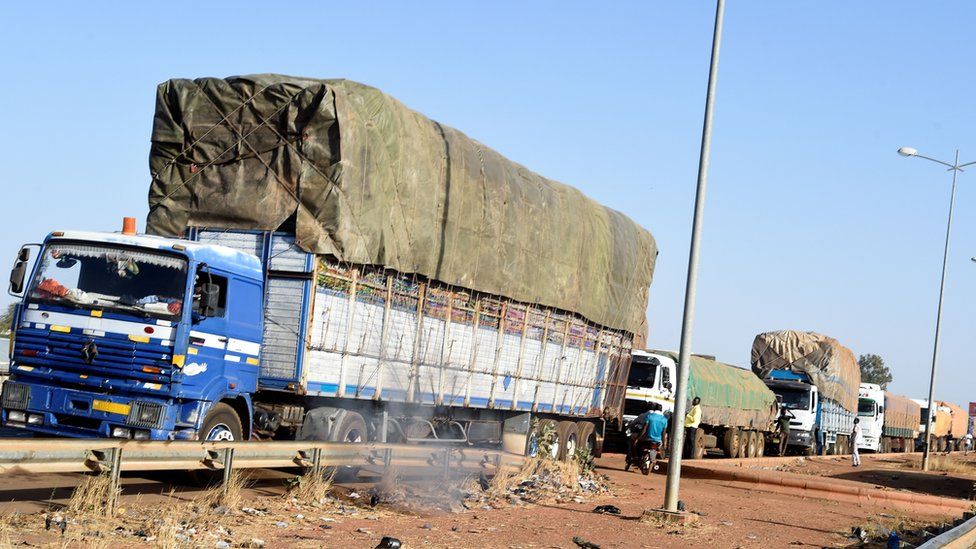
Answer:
[4, 225, 263, 441]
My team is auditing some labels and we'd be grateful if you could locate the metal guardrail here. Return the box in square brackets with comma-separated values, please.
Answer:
[0, 439, 527, 510]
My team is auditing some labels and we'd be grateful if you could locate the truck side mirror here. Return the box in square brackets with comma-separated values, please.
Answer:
[8, 246, 32, 296]
[199, 282, 221, 317]
[663, 381, 673, 391]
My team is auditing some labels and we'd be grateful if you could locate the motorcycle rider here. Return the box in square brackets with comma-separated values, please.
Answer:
[626, 401, 669, 471]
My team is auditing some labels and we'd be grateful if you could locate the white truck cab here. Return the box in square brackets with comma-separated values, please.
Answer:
[623, 350, 676, 423]
[857, 383, 884, 452]
[764, 378, 819, 451]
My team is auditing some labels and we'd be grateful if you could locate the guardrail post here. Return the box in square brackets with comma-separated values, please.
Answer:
[221, 448, 235, 498]
[443, 449, 451, 479]
[380, 411, 388, 443]
[106, 447, 122, 515]
[312, 447, 323, 477]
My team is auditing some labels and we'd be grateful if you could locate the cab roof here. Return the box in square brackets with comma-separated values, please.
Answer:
[46, 230, 263, 279]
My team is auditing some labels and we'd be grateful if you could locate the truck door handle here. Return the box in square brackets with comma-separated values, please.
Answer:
[217, 337, 228, 343]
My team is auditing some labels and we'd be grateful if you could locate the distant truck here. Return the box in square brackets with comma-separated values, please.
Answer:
[624, 350, 778, 459]
[912, 399, 951, 452]
[941, 401, 968, 451]
[752, 331, 861, 456]
[856, 384, 919, 453]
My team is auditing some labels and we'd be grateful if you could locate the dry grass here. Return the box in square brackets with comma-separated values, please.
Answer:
[197, 470, 247, 510]
[287, 468, 337, 505]
[906, 455, 976, 474]
[66, 472, 114, 517]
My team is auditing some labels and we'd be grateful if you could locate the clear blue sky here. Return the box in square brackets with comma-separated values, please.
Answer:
[1, 2, 974, 406]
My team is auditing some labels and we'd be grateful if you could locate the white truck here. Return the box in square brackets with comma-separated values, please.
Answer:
[624, 350, 777, 459]
[857, 384, 919, 453]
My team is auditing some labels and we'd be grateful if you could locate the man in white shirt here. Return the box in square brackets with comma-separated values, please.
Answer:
[964, 433, 973, 456]
[851, 418, 862, 467]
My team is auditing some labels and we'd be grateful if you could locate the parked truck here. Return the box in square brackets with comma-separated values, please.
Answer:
[2, 75, 658, 462]
[751, 331, 861, 456]
[942, 401, 968, 451]
[856, 384, 919, 453]
[624, 350, 778, 459]
[912, 398, 953, 452]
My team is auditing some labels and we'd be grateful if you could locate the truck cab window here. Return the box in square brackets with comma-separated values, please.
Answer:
[661, 365, 671, 389]
[627, 359, 658, 387]
[192, 270, 228, 318]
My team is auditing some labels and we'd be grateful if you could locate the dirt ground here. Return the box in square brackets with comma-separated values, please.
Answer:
[0, 451, 969, 548]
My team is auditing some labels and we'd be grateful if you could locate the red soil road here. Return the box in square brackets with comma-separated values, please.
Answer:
[0, 452, 964, 548]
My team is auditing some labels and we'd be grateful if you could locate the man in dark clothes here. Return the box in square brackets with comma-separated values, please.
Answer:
[777, 404, 795, 456]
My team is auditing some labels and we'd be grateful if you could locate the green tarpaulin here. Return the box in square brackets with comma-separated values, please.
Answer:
[654, 351, 777, 429]
[751, 330, 861, 413]
[147, 75, 657, 338]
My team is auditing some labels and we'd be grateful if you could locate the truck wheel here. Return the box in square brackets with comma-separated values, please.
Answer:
[737, 429, 749, 459]
[335, 411, 367, 444]
[756, 432, 766, 457]
[556, 421, 579, 462]
[200, 403, 243, 441]
[576, 422, 597, 457]
[723, 428, 740, 458]
[744, 431, 758, 458]
[537, 419, 560, 460]
[689, 429, 706, 460]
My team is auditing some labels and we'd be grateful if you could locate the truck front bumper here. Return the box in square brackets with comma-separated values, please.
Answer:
[788, 429, 813, 448]
[1, 379, 193, 440]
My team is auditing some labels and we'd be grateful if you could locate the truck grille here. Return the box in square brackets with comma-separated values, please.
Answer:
[2, 382, 29, 410]
[126, 401, 166, 429]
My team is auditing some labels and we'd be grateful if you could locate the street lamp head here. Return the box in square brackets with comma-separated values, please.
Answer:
[971, 257, 976, 263]
[898, 147, 918, 157]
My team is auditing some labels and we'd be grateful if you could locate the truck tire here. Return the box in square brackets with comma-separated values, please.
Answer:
[335, 411, 367, 444]
[556, 421, 579, 462]
[199, 403, 243, 442]
[688, 428, 706, 460]
[756, 432, 766, 457]
[744, 431, 758, 458]
[538, 419, 560, 460]
[723, 428, 740, 458]
[576, 422, 597, 457]
[737, 429, 749, 459]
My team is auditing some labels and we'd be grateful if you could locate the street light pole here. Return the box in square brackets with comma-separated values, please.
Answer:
[663, 0, 725, 513]
[897, 147, 975, 471]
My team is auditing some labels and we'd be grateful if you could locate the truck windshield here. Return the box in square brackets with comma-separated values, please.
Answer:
[858, 398, 877, 417]
[628, 358, 658, 388]
[920, 408, 929, 423]
[28, 242, 187, 321]
[776, 387, 811, 410]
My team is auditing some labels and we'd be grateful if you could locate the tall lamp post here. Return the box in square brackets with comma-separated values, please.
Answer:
[897, 146, 974, 471]
[662, 0, 725, 513]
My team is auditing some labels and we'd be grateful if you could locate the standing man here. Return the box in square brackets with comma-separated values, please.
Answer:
[685, 397, 703, 430]
[964, 432, 973, 456]
[944, 429, 954, 456]
[851, 418, 862, 467]
[777, 404, 795, 457]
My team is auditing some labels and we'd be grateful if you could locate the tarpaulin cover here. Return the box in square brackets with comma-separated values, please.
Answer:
[655, 351, 777, 430]
[931, 407, 952, 438]
[940, 401, 968, 437]
[883, 392, 920, 438]
[146, 75, 657, 337]
[751, 330, 861, 414]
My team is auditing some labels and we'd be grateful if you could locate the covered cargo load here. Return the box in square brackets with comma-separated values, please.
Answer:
[883, 393, 920, 439]
[751, 330, 860, 413]
[654, 351, 777, 429]
[940, 401, 968, 437]
[146, 75, 657, 339]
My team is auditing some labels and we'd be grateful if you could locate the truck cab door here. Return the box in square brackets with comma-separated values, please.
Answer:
[183, 267, 231, 396]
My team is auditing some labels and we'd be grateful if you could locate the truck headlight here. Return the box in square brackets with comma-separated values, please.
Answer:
[133, 430, 150, 441]
[111, 427, 131, 438]
[7, 411, 25, 423]
[27, 414, 43, 425]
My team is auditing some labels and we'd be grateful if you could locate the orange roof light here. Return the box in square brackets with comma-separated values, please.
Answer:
[122, 217, 137, 235]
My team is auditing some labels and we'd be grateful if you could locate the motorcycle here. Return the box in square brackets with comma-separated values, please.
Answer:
[624, 423, 662, 475]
